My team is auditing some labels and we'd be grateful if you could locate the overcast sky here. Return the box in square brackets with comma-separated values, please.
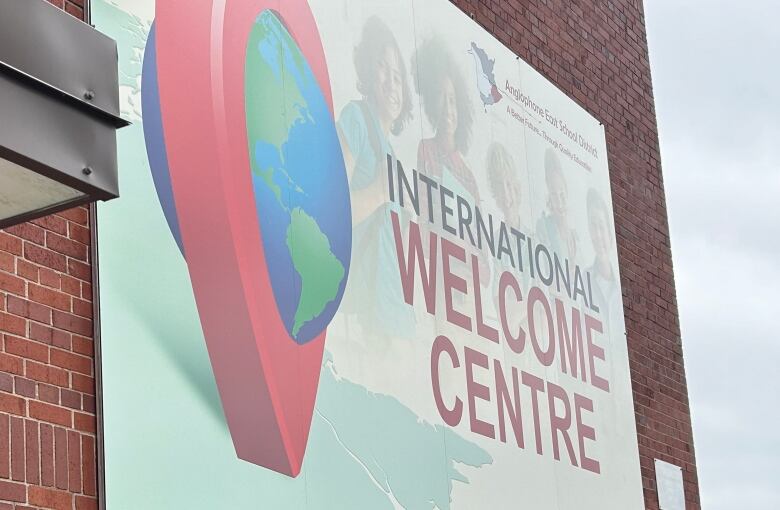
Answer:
[645, 1, 780, 508]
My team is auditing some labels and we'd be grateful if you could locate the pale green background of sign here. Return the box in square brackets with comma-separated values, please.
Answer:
[95, 2, 491, 508]
[96, 0, 644, 507]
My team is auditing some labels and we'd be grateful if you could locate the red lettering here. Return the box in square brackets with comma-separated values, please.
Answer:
[392, 212, 437, 315]
[441, 238, 472, 332]
[431, 335, 463, 427]
[547, 382, 578, 467]
[494, 359, 524, 448]
[556, 299, 587, 382]
[574, 393, 600, 474]
[499, 271, 525, 354]
[521, 371, 545, 455]
[585, 315, 610, 393]
[465, 347, 495, 439]
[472, 255, 499, 343]
[528, 287, 555, 367]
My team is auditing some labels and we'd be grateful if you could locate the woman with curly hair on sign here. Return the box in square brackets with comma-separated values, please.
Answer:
[337, 16, 415, 341]
[413, 36, 479, 204]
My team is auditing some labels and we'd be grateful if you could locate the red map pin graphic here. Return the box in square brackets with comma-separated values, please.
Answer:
[151, 0, 350, 477]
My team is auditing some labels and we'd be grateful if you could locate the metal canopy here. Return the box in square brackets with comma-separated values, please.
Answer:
[0, 0, 128, 229]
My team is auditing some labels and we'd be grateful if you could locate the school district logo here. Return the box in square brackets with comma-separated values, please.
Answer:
[141, 0, 350, 477]
[468, 42, 503, 110]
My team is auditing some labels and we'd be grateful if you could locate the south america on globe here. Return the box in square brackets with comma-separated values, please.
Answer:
[246, 10, 351, 345]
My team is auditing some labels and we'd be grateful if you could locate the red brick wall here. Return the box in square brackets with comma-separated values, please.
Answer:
[0, 5, 96, 510]
[0, 0, 697, 509]
[45, 0, 86, 20]
[448, 0, 700, 508]
[0, 205, 97, 510]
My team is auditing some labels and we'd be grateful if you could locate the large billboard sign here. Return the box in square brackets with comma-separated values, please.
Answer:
[96, 0, 644, 508]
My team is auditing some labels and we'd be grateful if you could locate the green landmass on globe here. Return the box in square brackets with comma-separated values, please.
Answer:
[245, 11, 347, 341]
[286, 208, 345, 337]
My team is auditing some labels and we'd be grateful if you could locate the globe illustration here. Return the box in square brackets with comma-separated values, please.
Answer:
[245, 10, 351, 345]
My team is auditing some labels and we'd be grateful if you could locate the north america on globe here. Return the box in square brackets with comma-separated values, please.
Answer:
[245, 10, 352, 344]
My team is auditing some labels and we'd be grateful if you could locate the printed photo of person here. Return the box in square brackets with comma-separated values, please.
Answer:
[336, 16, 416, 341]
[586, 188, 623, 337]
[337, 16, 414, 223]
[487, 142, 529, 233]
[413, 36, 479, 203]
[486, 142, 531, 327]
[535, 148, 578, 266]
[412, 36, 486, 329]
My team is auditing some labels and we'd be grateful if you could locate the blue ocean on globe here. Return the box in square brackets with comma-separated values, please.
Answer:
[245, 11, 351, 345]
